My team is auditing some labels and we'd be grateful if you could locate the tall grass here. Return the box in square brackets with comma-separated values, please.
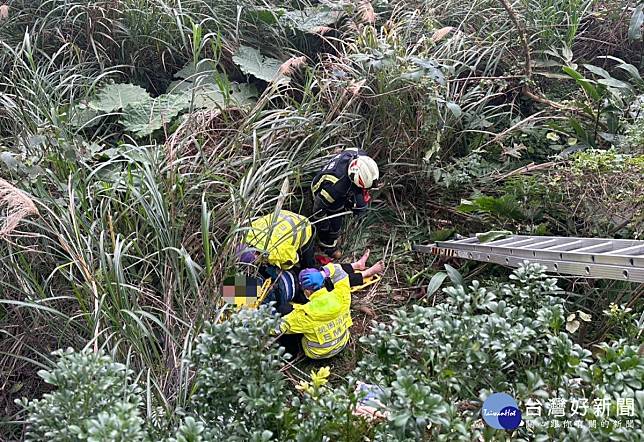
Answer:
[0, 0, 623, 437]
[1, 0, 296, 79]
[0, 30, 357, 431]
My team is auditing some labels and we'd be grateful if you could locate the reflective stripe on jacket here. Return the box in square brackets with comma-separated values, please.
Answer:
[279, 264, 352, 359]
[311, 149, 368, 213]
[245, 211, 313, 270]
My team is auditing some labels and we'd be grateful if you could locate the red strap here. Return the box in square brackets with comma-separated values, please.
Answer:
[315, 255, 333, 265]
[363, 189, 371, 203]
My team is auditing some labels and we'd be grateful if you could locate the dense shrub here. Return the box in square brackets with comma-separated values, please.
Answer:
[19, 349, 146, 442]
[20, 265, 643, 441]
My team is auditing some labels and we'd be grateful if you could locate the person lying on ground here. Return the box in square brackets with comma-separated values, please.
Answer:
[311, 149, 379, 258]
[262, 249, 385, 312]
[238, 210, 316, 270]
[274, 263, 355, 360]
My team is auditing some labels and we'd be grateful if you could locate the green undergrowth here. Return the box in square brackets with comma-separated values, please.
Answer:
[19, 264, 643, 442]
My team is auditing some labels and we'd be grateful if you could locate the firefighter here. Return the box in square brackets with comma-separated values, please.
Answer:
[238, 210, 316, 270]
[275, 263, 353, 359]
[311, 149, 379, 257]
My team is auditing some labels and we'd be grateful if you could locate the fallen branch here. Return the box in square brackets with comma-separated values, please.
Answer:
[497, 0, 574, 112]
[497, 0, 532, 79]
[493, 161, 560, 182]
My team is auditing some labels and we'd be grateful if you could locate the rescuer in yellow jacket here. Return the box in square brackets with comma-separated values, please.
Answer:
[239, 210, 316, 270]
[276, 263, 352, 359]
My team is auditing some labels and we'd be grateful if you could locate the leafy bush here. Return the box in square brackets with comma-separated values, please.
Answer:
[20, 265, 643, 441]
[189, 307, 290, 440]
[19, 349, 146, 442]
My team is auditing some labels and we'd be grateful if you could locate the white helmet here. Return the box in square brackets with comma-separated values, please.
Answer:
[348, 154, 379, 189]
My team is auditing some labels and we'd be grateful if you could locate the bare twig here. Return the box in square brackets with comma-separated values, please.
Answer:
[497, 0, 531, 79]
[493, 161, 560, 182]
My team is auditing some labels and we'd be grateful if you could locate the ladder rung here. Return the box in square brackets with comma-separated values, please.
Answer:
[516, 239, 559, 249]
[453, 237, 480, 244]
[495, 238, 538, 248]
[569, 242, 613, 253]
[484, 236, 520, 246]
[542, 240, 588, 251]
[606, 245, 644, 256]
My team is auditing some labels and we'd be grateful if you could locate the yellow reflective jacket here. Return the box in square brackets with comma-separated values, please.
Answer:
[245, 210, 313, 270]
[279, 264, 352, 359]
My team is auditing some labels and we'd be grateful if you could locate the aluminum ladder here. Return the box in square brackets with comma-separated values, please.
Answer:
[414, 235, 644, 283]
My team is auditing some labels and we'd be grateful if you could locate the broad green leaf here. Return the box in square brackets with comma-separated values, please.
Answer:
[476, 230, 513, 243]
[409, 57, 445, 85]
[444, 264, 464, 287]
[174, 60, 219, 80]
[583, 64, 610, 79]
[562, 65, 583, 81]
[616, 63, 642, 81]
[597, 77, 633, 91]
[562, 66, 600, 101]
[233, 46, 288, 84]
[446, 102, 462, 118]
[182, 82, 257, 109]
[429, 228, 455, 242]
[629, 4, 644, 41]
[392, 412, 411, 428]
[283, 6, 342, 33]
[247, 7, 286, 25]
[120, 93, 191, 137]
[89, 83, 151, 112]
[188, 84, 226, 109]
[426, 272, 448, 298]
[568, 118, 591, 146]
[600, 56, 642, 81]
[168, 61, 258, 109]
[227, 83, 258, 106]
[400, 69, 424, 81]
[68, 105, 100, 128]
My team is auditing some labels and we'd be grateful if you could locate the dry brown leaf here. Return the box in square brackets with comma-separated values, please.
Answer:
[310, 26, 333, 35]
[578, 311, 592, 322]
[431, 26, 454, 43]
[347, 79, 366, 95]
[356, 305, 376, 317]
[565, 319, 580, 334]
[0, 5, 9, 20]
[278, 56, 307, 76]
[359, 1, 376, 24]
[0, 179, 39, 237]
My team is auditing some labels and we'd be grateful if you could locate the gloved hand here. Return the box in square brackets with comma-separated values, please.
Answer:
[299, 269, 324, 291]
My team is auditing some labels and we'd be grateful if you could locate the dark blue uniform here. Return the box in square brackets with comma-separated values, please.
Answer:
[261, 267, 305, 314]
[311, 149, 369, 253]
